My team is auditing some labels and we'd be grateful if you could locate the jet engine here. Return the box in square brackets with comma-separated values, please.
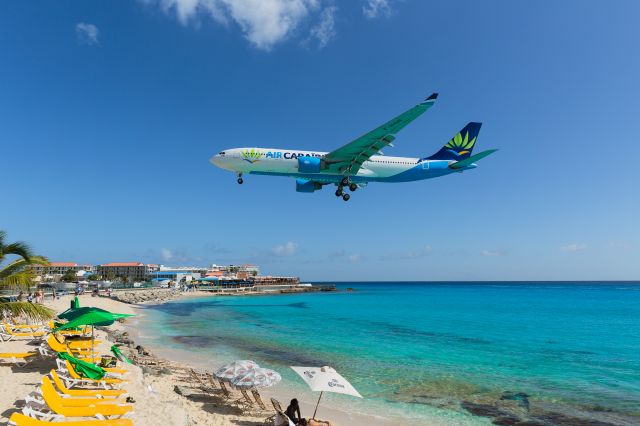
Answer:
[296, 178, 322, 193]
[297, 156, 322, 173]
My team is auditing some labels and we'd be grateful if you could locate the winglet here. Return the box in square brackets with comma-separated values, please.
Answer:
[426, 93, 438, 101]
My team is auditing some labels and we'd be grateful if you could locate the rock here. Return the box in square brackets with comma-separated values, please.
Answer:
[500, 391, 530, 411]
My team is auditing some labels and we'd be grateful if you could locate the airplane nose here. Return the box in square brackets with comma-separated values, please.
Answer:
[210, 154, 220, 166]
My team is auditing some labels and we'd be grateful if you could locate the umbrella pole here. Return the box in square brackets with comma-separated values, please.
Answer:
[312, 391, 323, 420]
[91, 326, 95, 364]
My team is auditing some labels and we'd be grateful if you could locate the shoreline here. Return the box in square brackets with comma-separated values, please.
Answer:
[123, 292, 403, 426]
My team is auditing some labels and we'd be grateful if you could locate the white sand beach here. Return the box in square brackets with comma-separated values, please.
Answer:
[0, 293, 399, 426]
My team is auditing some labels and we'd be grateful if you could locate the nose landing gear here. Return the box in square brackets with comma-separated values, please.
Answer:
[237, 173, 243, 184]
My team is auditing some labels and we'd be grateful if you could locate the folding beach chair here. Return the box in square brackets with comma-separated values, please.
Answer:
[268, 398, 295, 426]
[252, 388, 268, 410]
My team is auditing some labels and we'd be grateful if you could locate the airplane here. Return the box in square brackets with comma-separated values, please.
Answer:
[210, 94, 497, 201]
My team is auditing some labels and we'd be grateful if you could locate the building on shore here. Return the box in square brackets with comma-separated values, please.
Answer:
[250, 276, 300, 286]
[29, 262, 94, 280]
[96, 262, 160, 281]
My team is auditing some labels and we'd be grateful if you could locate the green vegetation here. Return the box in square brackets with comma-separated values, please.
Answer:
[0, 230, 55, 320]
[61, 270, 77, 282]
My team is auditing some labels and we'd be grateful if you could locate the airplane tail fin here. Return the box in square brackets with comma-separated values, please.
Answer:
[426, 122, 482, 161]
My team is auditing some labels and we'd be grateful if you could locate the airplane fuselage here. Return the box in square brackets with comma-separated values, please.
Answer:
[210, 147, 469, 184]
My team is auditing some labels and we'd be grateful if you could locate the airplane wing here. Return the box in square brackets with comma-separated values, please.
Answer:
[322, 94, 438, 175]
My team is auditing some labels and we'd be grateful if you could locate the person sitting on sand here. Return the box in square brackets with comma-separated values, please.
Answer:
[285, 399, 332, 426]
[285, 399, 305, 425]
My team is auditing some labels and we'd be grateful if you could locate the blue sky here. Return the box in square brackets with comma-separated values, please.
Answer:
[2, 0, 639, 281]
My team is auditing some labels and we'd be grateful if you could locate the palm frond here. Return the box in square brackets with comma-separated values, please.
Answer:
[0, 270, 35, 290]
[0, 302, 55, 321]
[0, 256, 48, 283]
[0, 230, 6, 247]
[0, 241, 34, 262]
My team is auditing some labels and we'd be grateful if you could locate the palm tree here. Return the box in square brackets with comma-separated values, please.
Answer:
[0, 230, 55, 320]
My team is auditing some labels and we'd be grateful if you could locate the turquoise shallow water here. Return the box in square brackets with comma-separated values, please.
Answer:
[135, 282, 640, 425]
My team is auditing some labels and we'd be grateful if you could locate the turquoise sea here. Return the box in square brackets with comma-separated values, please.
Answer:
[134, 282, 640, 425]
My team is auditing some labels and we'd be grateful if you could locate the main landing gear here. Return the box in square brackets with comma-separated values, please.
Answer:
[237, 173, 243, 185]
[335, 178, 356, 201]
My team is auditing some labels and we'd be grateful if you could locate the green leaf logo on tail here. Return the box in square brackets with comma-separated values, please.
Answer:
[241, 148, 264, 163]
[445, 131, 476, 156]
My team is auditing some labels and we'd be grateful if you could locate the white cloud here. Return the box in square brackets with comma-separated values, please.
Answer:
[75, 23, 100, 45]
[271, 241, 299, 256]
[160, 248, 174, 261]
[561, 243, 587, 252]
[150, 0, 323, 50]
[307, 5, 336, 48]
[362, 0, 393, 19]
[481, 249, 503, 257]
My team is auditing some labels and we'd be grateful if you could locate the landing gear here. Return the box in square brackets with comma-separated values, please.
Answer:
[340, 177, 350, 187]
[335, 188, 343, 197]
[349, 183, 358, 192]
[237, 173, 243, 184]
[342, 194, 350, 201]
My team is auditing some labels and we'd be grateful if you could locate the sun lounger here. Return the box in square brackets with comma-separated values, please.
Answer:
[9, 412, 133, 426]
[58, 360, 127, 390]
[43, 335, 102, 362]
[3, 322, 44, 331]
[0, 352, 37, 367]
[49, 370, 127, 399]
[30, 377, 129, 408]
[0, 324, 45, 342]
[24, 376, 133, 420]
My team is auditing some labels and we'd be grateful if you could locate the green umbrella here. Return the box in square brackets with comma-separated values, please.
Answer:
[54, 309, 134, 362]
[55, 310, 133, 331]
[111, 345, 133, 364]
[58, 351, 105, 380]
[58, 306, 113, 321]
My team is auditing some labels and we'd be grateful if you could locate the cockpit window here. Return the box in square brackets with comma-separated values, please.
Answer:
[219, 151, 225, 156]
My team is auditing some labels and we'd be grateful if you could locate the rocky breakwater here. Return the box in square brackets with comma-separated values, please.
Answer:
[107, 289, 181, 305]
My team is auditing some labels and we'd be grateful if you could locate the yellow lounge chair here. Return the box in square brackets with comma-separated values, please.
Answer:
[3, 322, 44, 331]
[0, 325, 45, 341]
[49, 370, 127, 399]
[9, 412, 133, 426]
[47, 321, 87, 336]
[38, 377, 128, 407]
[26, 376, 133, 419]
[44, 335, 101, 361]
[62, 360, 127, 389]
[0, 352, 37, 367]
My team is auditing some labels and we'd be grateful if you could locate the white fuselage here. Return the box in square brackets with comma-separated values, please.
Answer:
[210, 147, 456, 184]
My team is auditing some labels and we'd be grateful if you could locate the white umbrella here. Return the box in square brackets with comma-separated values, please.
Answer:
[291, 366, 362, 419]
[214, 360, 259, 380]
[230, 367, 281, 388]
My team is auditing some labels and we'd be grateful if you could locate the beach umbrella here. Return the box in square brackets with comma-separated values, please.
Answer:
[54, 309, 134, 363]
[214, 360, 259, 380]
[230, 367, 281, 388]
[58, 306, 112, 321]
[291, 366, 362, 420]
[111, 345, 133, 365]
[58, 351, 105, 380]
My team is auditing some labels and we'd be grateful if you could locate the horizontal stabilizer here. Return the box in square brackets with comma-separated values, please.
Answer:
[449, 149, 498, 169]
